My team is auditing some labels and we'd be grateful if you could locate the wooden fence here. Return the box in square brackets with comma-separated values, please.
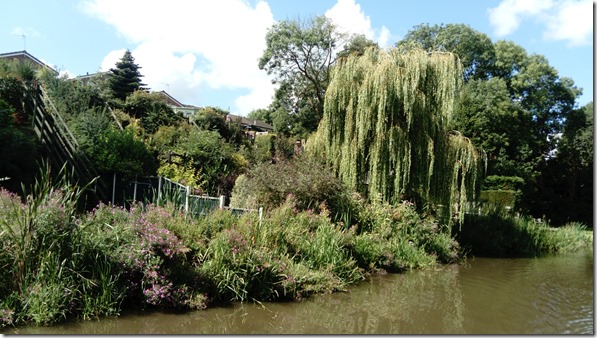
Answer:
[32, 86, 109, 201]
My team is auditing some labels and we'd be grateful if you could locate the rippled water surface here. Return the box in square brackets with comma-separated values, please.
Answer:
[5, 251, 593, 334]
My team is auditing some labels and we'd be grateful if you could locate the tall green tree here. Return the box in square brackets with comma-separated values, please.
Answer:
[309, 47, 485, 225]
[247, 108, 272, 125]
[259, 16, 344, 136]
[123, 91, 179, 134]
[337, 33, 378, 59]
[532, 102, 593, 226]
[396, 23, 495, 81]
[454, 78, 531, 179]
[397, 24, 581, 216]
[108, 50, 145, 101]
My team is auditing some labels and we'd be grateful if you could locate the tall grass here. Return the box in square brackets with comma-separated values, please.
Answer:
[0, 162, 136, 326]
[0, 162, 124, 326]
[455, 204, 593, 257]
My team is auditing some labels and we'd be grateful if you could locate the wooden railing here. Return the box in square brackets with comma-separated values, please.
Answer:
[31, 85, 109, 201]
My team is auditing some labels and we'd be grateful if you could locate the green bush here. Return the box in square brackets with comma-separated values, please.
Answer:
[87, 127, 157, 179]
[353, 198, 459, 264]
[0, 99, 40, 190]
[123, 91, 180, 134]
[230, 154, 355, 223]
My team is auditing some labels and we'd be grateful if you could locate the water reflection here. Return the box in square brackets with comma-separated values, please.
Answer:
[4, 251, 592, 334]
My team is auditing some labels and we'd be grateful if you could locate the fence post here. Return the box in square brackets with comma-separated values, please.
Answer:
[112, 173, 116, 205]
[259, 207, 263, 226]
[185, 185, 190, 213]
[157, 176, 162, 204]
[133, 179, 138, 202]
[219, 195, 225, 210]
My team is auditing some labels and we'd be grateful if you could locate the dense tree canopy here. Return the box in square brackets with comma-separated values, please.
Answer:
[123, 90, 180, 134]
[259, 15, 346, 136]
[396, 23, 585, 225]
[531, 102, 593, 226]
[396, 23, 495, 81]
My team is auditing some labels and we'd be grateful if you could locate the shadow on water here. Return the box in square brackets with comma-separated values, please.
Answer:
[4, 250, 593, 334]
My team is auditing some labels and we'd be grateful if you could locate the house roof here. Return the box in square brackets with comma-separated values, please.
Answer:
[0, 50, 59, 75]
[156, 90, 185, 107]
[76, 71, 109, 85]
[226, 113, 273, 132]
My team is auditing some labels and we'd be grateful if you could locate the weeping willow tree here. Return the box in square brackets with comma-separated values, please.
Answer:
[308, 47, 485, 225]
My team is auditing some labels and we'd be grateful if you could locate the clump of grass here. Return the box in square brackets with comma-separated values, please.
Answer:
[542, 222, 593, 253]
[0, 162, 124, 326]
[455, 205, 592, 257]
[195, 196, 363, 303]
[347, 196, 460, 272]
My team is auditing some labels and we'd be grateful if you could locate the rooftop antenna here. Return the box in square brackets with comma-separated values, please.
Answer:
[13, 34, 26, 51]
[161, 83, 170, 92]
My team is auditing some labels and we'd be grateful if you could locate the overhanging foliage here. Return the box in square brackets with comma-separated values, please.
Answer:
[309, 47, 486, 225]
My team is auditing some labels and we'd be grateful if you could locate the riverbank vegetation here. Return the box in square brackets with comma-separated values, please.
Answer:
[0, 161, 591, 328]
[0, 15, 593, 330]
[0, 164, 448, 326]
[456, 205, 592, 257]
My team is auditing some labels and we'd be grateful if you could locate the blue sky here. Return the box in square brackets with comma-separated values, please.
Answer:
[2, 0, 593, 115]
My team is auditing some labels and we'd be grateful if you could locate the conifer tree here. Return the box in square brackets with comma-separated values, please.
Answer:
[108, 50, 145, 101]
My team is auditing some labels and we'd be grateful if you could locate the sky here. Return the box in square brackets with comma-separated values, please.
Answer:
[2, 0, 593, 116]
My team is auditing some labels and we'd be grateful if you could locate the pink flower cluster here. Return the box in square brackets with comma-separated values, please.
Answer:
[136, 216, 186, 259]
[224, 229, 247, 255]
[142, 268, 188, 307]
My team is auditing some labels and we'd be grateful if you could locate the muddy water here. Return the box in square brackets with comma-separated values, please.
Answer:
[6, 251, 593, 334]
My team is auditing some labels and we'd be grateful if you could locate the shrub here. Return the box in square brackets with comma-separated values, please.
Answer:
[157, 160, 205, 191]
[123, 91, 180, 134]
[0, 99, 40, 190]
[229, 154, 355, 224]
[0, 164, 128, 326]
[87, 127, 157, 179]
[349, 198, 460, 269]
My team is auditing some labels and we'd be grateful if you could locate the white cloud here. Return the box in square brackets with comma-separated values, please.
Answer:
[377, 26, 391, 48]
[324, 0, 393, 47]
[99, 49, 126, 72]
[81, 0, 276, 115]
[542, 0, 593, 46]
[235, 77, 276, 115]
[488, 0, 592, 46]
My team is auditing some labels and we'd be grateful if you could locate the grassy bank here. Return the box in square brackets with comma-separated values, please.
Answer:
[0, 171, 591, 328]
[0, 173, 458, 327]
[455, 205, 593, 257]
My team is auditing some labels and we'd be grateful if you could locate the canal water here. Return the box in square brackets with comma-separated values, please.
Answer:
[5, 250, 593, 334]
